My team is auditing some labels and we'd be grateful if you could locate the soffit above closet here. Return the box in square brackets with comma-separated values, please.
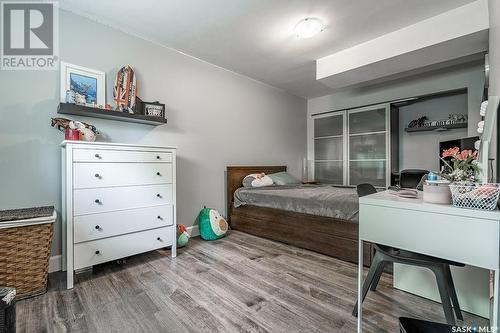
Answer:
[317, 0, 489, 90]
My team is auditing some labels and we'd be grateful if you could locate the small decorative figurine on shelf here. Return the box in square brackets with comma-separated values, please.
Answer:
[448, 113, 467, 123]
[74, 92, 87, 105]
[65, 90, 75, 104]
[408, 116, 428, 128]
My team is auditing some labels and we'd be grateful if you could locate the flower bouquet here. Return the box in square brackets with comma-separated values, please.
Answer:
[440, 147, 480, 182]
[441, 147, 500, 210]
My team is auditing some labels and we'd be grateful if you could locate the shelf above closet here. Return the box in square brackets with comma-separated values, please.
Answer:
[404, 122, 467, 132]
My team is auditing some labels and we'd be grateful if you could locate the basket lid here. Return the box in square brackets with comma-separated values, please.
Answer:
[0, 206, 55, 222]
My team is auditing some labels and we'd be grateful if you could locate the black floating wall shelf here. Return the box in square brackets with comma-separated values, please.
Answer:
[404, 122, 468, 133]
[57, 103, 167, 126]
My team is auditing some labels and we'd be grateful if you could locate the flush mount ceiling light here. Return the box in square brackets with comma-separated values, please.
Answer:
[294, 18, 324, 38]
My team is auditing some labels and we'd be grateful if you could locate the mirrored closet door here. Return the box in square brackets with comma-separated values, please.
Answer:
[311, 104, 390, 187]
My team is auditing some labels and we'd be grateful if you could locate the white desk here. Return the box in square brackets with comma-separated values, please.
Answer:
[357, 190, 500, 332]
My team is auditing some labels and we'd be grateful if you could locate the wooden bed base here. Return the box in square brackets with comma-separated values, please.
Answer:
[226, 166, 372, 266]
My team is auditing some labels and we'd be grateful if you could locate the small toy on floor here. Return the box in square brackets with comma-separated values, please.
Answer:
[197, 207, 228, 241]
[177, 224, 190, 247]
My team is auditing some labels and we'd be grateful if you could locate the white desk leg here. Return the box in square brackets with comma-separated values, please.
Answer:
[171, 202, 177, 259]
[493, 269, 499, 331]
[358, 240, 363, 333]
[171, 227, 177, 258]
[66, 251, 74, 289]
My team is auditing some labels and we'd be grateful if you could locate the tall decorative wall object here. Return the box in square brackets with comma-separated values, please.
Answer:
[113, 65, 138, 113]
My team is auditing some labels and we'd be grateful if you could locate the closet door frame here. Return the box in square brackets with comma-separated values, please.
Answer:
[346, 103, 391, 188]
[311, 110, 348, 185]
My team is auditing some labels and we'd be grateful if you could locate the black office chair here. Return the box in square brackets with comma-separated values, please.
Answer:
[400, 169, 429, 189]
[353, 184, 465, 325]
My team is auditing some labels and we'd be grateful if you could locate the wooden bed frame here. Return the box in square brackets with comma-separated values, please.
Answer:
[226, 166, 372, 266]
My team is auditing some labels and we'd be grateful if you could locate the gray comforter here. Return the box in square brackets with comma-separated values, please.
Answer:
[233, 185, 359, 222]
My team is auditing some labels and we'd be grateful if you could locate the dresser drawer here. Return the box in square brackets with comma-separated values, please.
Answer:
[74, 184, 173, 216]
[74, 205, 173, 243]
[73, 149, 172, 163]
[74, 163, 172, 189]
[74, 226, 174, 269]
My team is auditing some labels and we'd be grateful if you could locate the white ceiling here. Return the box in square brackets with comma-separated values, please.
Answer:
[60, 0, 477, 99]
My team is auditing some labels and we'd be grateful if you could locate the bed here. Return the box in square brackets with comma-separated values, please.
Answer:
[226, 166, 373, 265]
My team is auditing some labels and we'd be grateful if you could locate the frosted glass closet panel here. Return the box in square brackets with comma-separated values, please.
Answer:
[315, 161, 343, 184]
[350, 161, 386, 187]
[349, 108, 386, 134]
[313, 112, 345, 184]
[315, 137, 343, 160]
[348, 106, 389, 187]
[349, 133, 386, 160]
[314, 114, 343, 137]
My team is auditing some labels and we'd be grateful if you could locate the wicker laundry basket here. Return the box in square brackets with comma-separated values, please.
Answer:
[0, 207, 55, 299]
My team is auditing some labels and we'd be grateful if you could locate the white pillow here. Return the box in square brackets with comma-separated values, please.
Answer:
[242, 173, 273, 188]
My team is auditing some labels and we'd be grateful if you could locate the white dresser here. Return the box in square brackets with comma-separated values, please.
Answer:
[61, 141, 176, 289]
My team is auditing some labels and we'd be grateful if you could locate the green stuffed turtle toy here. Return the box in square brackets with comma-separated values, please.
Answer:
[197, 207, 228, 240]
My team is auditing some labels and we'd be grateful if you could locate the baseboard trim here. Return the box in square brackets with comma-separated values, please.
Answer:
[49, 255, 62, 273]
[187, 225, 199, 237]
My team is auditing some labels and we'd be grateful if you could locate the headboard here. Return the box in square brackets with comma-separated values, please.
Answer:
[226, 165, 286, 222]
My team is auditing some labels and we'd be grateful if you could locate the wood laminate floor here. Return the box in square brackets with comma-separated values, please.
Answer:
[17, 231, 487, 333]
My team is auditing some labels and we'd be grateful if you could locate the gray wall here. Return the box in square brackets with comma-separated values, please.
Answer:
[0, 11, 307, 256]
[307, 63, 485, 166]
[398, 93, 469, 171]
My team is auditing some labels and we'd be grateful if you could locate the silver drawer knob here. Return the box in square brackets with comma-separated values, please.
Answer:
[157, 237, 162, 241]
[95, 173, 100, 178]
[156, 172, 161, 176]
[95, 250, 100, 255]
[156, 155, 161, 160]
[95, 154, 101, 159]
[95, 225, 100, 230]
[156, 194, 162, 198]
[157, 215, 162, 220]
[95, 199, 101, 204]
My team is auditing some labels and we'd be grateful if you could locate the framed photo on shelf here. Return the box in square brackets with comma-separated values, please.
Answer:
[143, 101, 165, 118]
[60, 62, 106, 107]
